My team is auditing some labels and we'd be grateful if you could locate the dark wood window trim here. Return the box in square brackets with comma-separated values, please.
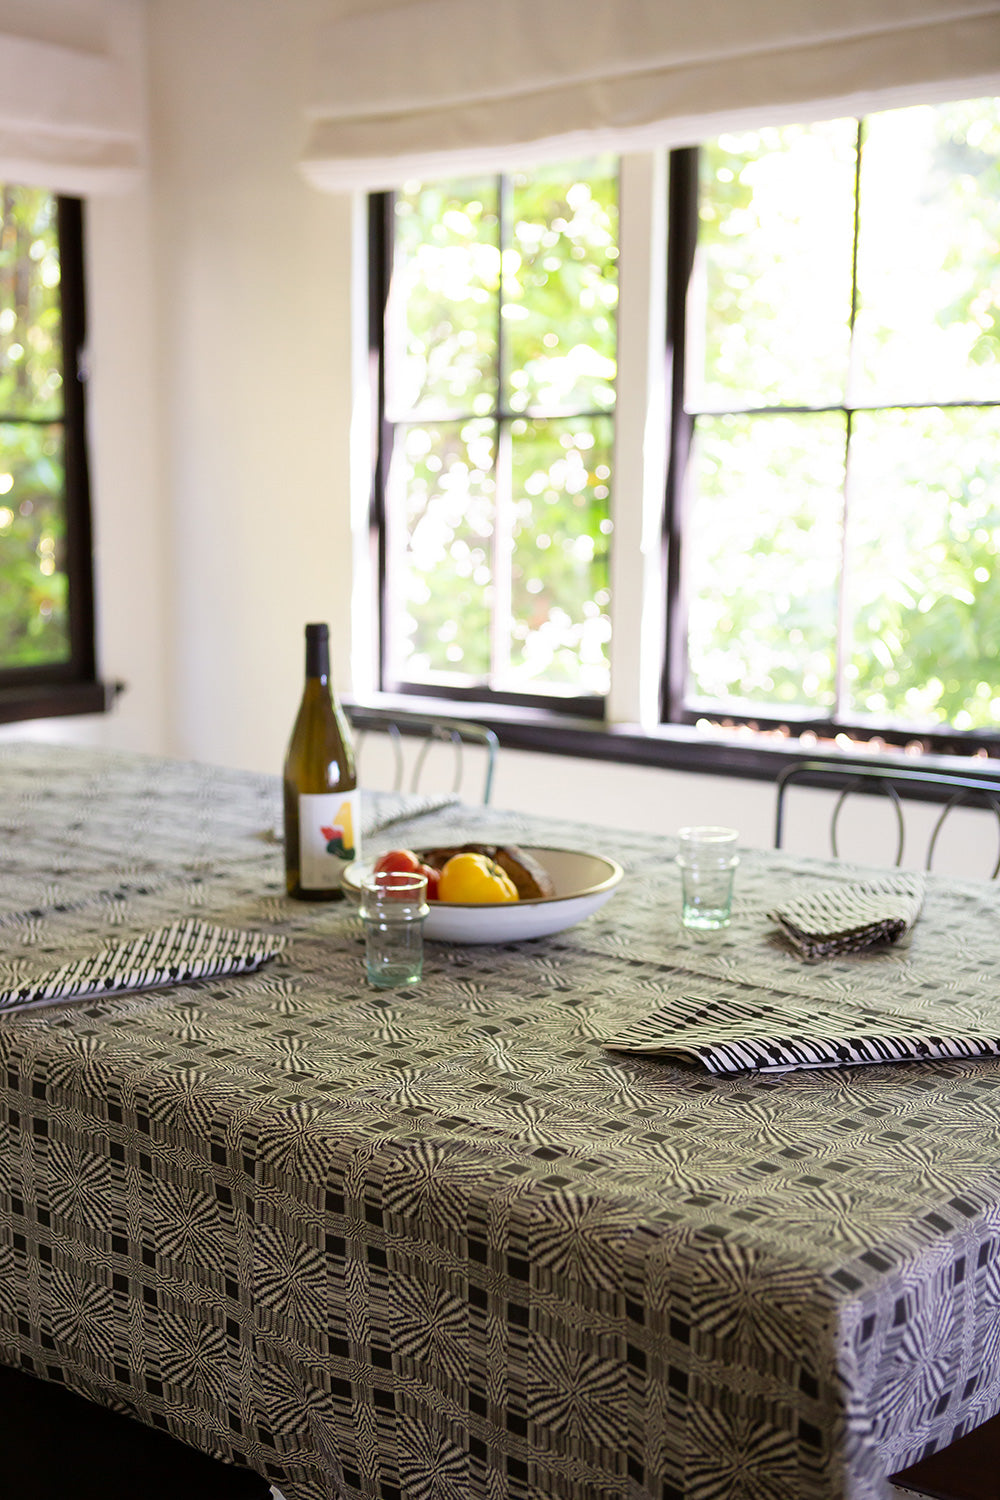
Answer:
[346, 694, 1000, 791]
[0, 195, 120, 723]
[0, 679, 123, 726]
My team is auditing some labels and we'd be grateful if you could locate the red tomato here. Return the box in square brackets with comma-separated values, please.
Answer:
[418, 862, 440, 901]
[373, 848, 421, 876]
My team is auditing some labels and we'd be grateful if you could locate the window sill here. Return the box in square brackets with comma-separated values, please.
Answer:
[346, 694, 1000, 787]
[0, 679, 125, 726]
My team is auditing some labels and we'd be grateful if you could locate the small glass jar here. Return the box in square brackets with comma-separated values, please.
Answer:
[676, 826, 740, 930]
[358, 870, 430, 987]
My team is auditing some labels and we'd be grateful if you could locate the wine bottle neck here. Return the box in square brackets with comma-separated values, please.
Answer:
[305, 635, 330, 680]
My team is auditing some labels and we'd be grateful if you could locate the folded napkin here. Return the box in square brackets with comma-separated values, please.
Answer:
[768, 873, 925, 960]
[604, 988, 1000, 1075]
[264, 792, 459, 846]
[362, 791, 459, 840]
[0, 918, 286, 1014]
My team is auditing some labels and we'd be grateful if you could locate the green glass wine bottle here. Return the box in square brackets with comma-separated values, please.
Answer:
[283, 622, 359, 900]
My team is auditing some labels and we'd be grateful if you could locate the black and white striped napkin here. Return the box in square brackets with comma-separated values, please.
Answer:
[0, 918, 286, 1014]
[768, 874, 925, 960]
[604, 989, 1000, 1075]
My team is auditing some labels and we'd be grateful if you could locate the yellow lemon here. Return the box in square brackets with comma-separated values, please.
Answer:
[438, 852, 519, 903]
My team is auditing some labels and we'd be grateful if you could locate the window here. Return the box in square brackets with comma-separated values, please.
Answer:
[0, 188, 100, 720]
[368, 96, 1000, 763]
[371, 159, 618, 712]
[671, 96, 1000, 755]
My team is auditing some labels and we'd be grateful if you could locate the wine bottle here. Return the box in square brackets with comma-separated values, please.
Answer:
[283, 622, 359, 900]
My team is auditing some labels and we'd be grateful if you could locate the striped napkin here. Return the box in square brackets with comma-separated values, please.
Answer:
[768, 874, 925, 961]
[0, 919, 286, 1014]
[604, 988, 1000, 1075]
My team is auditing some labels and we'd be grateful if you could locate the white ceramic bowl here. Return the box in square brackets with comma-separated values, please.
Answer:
[343, 846, 623, 944]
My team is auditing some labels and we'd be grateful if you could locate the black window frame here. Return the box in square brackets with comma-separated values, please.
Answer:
[362, 128, 1000, 784]
[0, 193, 113, 726]
[368, 181, 612, 722]
[662, 127, 1000, 764]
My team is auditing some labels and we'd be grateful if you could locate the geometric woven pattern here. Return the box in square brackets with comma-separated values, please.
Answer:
[2, 743, 1000, 1500]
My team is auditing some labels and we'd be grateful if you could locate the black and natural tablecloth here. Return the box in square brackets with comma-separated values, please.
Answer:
[2, 742, 1000, 1500]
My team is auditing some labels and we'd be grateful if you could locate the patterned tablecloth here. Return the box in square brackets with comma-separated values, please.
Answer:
[2, 743, 1000, 1500]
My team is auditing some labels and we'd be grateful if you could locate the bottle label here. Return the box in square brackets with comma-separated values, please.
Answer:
[298, 790, 360, 889]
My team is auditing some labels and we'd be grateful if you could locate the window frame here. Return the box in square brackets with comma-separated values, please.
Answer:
[367, 175, 614, 720]
[662, 124, 1000, 763]
[0, 194, 111, 726]
[363, 118, 1000, 780]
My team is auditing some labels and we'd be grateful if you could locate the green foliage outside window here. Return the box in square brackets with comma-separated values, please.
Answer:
[378, 100, 998, 741]
[386, 159, 617, 698]
[686, 97, 1000, 736]
[0, 185, 69, 670]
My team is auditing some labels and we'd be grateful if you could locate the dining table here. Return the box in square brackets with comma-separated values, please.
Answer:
[2, 741, 1000, 1500]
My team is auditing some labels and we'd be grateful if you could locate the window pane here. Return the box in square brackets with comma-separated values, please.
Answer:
[387, 419, 495, 684]
[0, 421, 69, 666]
[506, 414, 612, 694]
[388, 178, 499, 420]
[380, 160, 617, 705]
[852, 99, 1000, 406]
[0, 186, 63, 419]
[504, 157, 617, 415]
[685, 413, 846, 713]
[846, 406, 1000, 731]
[688, 122, 856, 411]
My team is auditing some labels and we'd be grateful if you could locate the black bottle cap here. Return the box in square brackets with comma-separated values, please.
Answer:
[304, 622, 331, 677]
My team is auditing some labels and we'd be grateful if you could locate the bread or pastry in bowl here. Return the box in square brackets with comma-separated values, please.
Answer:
[419, 843, 556, 901]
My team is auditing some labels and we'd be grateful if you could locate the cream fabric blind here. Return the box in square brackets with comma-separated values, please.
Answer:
[301, 0, 1000, 190]
[0, 0, 144, 195]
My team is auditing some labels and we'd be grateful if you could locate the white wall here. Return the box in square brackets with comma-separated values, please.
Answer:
[0, 0, 164, 753]
[140, 0, 358, 772]
[356, 731, 1000, 879]
[84, 178, 168, 754]
[2, 0, 358, 770]
[2, 0, 998, 879]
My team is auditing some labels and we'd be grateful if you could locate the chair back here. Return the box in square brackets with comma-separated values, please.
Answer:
[351, 714, 499, 805]
[774, 759, 1000, 877]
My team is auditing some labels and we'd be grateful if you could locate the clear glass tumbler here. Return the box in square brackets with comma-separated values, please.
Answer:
[676, 826, 740, 930]
[359, 870, 429, 987]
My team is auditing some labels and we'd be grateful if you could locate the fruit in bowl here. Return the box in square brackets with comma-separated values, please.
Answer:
[349, 844, 623, 944]
[372, 847, 440, 899]
[373, 843, 556, 903]
[436, 852, 517, 903]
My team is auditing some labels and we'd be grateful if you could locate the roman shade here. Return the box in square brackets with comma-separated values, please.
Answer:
[301, 0, 1000, 191]
[0, 0, 145, 195]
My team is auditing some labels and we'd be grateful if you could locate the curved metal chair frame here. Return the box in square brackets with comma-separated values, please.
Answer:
[353, 715, 499, 805]
[774, 759, 1000, 878]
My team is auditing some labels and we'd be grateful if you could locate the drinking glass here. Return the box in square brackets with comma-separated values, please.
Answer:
[359, 870, 429, 987]
[676, 826, 739, 930]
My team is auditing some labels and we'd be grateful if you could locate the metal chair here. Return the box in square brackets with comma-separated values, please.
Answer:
[774, 759, 1000, 877]
[349, 713, 499, 805]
